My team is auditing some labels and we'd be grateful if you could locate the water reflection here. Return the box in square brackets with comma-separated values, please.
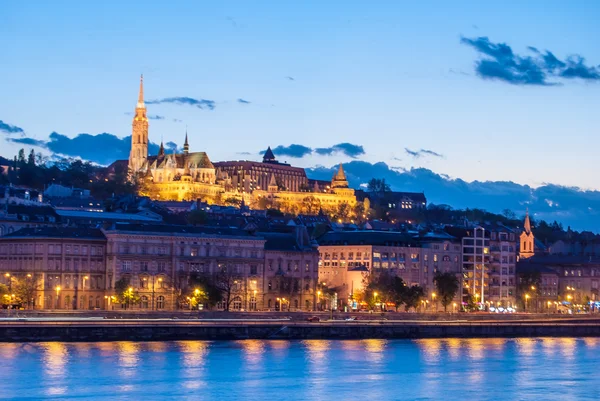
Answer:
[42, 342, 68, 378]
[418, 339, 442, 362]
[0, 343, 19, 360]
[240, 340, 265, 364]
[117, 342, 140, 379]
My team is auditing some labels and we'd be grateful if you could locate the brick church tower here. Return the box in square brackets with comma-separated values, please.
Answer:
[128, 74, 149, 174]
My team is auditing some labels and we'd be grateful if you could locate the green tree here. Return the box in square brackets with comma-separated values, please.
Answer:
[301, 196, 321, 215]
[0, 284, 9, 306]
[367, 178, 391, 194]
[434, 272, 460, 312]
[114, 277, 140, 309]
[12, 276, 39, 309]
[401, 285, 425, 312]
[517, 271, 541, 311]
[27, 149, 36, 166]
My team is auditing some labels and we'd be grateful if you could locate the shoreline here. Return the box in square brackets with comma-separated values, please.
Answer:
[2, 317, 600, 342]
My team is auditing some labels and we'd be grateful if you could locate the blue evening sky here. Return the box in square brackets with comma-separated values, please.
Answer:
[1, 1, 598, 189]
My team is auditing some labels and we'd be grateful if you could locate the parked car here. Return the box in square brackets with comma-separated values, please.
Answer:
[306, 316, 320, 322]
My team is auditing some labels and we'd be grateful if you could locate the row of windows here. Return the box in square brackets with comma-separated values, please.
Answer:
[0, 244, 104, 256]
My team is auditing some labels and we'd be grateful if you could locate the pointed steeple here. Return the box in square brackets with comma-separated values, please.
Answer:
[335, 163, 347, 181]
[524, 208, 531, 235]
[331, 163, 349, 188]
[183, 127, 189, 154]
[263, 146, 276, 163]
[158, 140, 165, 156]
[137, 74, 145, 108]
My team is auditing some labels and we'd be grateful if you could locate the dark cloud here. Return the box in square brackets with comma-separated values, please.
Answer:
[165, 141, 181, 153]
[461, 36, 600, 85]
[306, 162, 600, 231]
[146, 97, 216, 110]
[285, 76, 295, 81]
[268, 144, 313, 158]
[405, 148, 444, 158]
[237, 98, 251, 104]
[0, 120, 24, 135]
[6, 137, 46, 147]
[314, 143, 365, 158]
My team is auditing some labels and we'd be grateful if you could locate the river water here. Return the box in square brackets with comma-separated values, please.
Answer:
[0, 338, 598, 400]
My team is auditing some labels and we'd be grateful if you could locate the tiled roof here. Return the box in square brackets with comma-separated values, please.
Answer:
[106, 223, 260, 239]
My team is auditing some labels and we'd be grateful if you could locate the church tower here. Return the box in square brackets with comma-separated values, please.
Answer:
[519, 209, 535, 259]
[129, 74, 149, 174]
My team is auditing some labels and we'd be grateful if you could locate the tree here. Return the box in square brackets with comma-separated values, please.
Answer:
[301, 196, 321, 215]
[0, 284, 9, 306]
[187, 210, 208, 226]
[187, 274, 222, 309]
[17, 149, 26, 166]
[367, 178, 391, 194]
[401, 285, 425, 312]
[27, 149, 36, 166]
[114, 277, 140, 309]
[211, 267, 243, 311]
[434, 272, 459, 312]
[332, 202, 352, 222]
[12, 276, 39, 309]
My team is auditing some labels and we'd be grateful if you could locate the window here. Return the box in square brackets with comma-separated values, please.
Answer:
[122, 261, 132, 272]
[232, 297, 242, 311]
[141, 296, 149, 309]
[157, 296, 165, 309]
[157, 262, 166, 272]
[250, 265, 258, 275]
[249, 297, 257, 311]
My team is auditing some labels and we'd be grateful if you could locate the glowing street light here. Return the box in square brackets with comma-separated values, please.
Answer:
[525, 293, 530, 311]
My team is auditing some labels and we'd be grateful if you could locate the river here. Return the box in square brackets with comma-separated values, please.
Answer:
[0, 338, 598, 400]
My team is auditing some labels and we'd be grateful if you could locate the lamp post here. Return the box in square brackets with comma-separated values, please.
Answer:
[127, 287, 133, 310]
[525, 293, 530, 312]
[453, 302, 457, 313]
[4, 273, 11, 292]
[431, 292, 437, 313]
[276, 297, 281, 311]
[374, 292, 378, 311]
[55, 286, 61, 309]
[83, 275, 89, 310]
[253, 290, 257, 311]
[317, 291, 321, 311]
[531, 285, 537, 313]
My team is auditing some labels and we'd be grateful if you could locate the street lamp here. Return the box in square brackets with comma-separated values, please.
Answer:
[317, 291, 321, 311]
[83, 275, 89, 310]
[525, 293, 530, 312]
[55, 286, 61, 309]
[431, 292, 436, 312]
[374, 292, 378, 310]
[453, 302, 457, 313]
[276, 297, 281, 311]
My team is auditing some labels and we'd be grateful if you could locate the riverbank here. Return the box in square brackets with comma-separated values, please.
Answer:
[2, 317, 600, 341]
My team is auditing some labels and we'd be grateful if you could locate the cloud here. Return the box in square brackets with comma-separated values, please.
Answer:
[237, 151, 252, 155]
[314, 143, 365, 158]
[267, 144, 313, 158]
[285, 76, 295, 81]
[165, 141, 181, 153]
[405, 148, 444, 158]
[172, 118, 183, 123]
[6, 137, 46, 147]
[0, 120, 24, 135]
[148, 115, 165, 120]
[306, 162, 600, 232]
[461, 36, 600, 85]
[237, 98, 251, 104]
[146, 97, 216, 110]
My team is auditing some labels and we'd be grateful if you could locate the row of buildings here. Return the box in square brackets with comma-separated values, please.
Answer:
[1, 206, 599, 311]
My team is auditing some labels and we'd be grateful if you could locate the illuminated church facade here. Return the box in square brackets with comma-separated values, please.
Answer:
[125, 76, 358, 214]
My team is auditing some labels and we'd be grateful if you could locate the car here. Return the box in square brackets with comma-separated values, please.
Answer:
[306, 316, 320, 322]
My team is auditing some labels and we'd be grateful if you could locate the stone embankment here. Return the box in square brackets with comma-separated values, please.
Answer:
[2, 316, 600, 342]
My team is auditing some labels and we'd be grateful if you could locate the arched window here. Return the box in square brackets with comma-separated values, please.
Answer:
[80, 296, 86, 310]
[268, 281, 272, 290]
[249, 297, 257, 311]
[267, 299, 272, 308]
[96, 296, 101, 308]
[141, 296, 149, 309]
[305, 300, 310, 310]
[294, 299, 299, 309]
[65, 295, 71, 310]
[157, 296, 165, 309]
[89, 297, 94, 309]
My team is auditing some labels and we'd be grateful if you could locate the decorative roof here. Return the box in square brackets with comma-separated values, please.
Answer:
[137, 74, 145, 108]
[524, 209, 532, 235]
[147, 151, 214, 169]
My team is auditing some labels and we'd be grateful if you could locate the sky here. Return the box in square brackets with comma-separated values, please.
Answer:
[1, 1, 600, 228]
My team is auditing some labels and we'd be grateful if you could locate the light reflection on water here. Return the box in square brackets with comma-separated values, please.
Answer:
[0, 338, 599, 400]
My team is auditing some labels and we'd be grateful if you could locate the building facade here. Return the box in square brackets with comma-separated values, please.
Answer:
[0, 228, 107, 310]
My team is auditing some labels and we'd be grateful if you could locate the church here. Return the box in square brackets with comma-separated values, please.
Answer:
[123, 76, 359, 215]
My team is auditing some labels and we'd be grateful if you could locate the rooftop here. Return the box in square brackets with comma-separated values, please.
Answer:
[317, 230, 418, 247]
[1, 227, 106, 240]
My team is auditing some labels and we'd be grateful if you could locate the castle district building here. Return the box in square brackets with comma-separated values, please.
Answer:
[116, 76, 359, 216]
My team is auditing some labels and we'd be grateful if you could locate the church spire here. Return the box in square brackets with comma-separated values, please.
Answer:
[331, 163, 349, 188]
[524, 208, 531, 235]
[158, 140, 165, 156]
[137, 74, 145, 108]
[183, 127, 189, 154]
